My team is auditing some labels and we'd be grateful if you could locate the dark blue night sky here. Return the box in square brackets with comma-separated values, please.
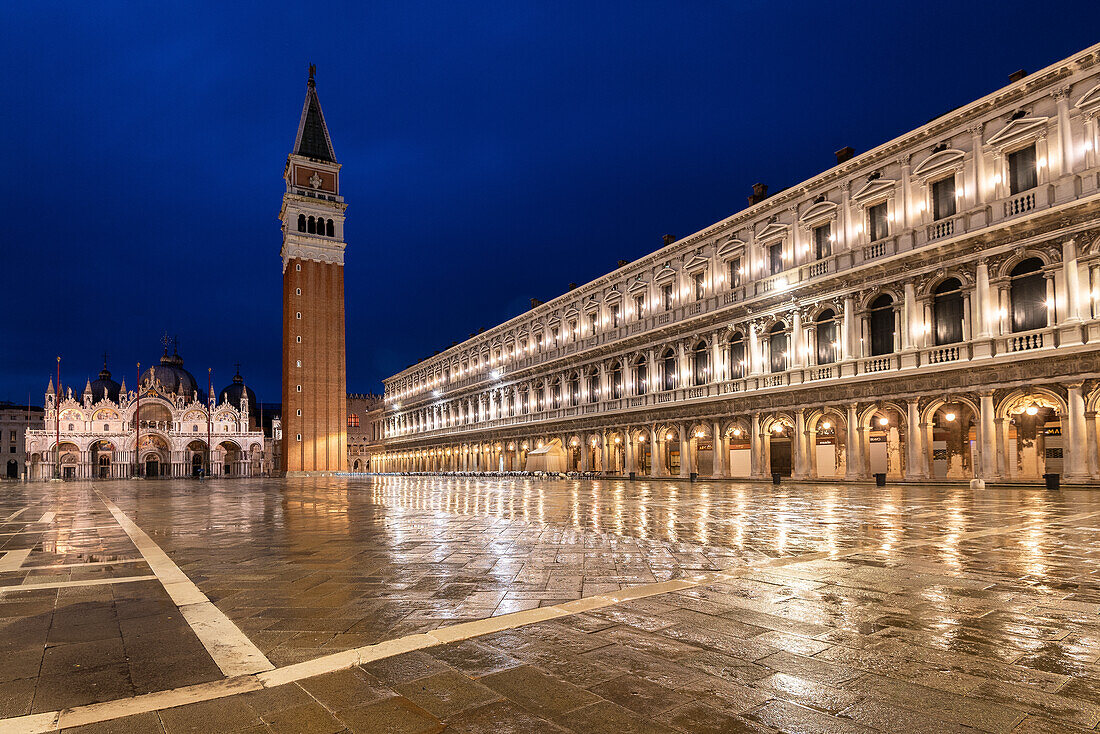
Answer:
[1, 2, 1097, 406]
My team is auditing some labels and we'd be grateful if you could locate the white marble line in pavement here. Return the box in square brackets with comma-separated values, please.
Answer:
[19, 558, 146, 571]
[0, 525, 120, 537]
[2, 508, 28, 523]
[36, 512, 54, 524]
[95, 490, 274, 679]
[0, 575, 157, 594]
[0, 550, 32, 572]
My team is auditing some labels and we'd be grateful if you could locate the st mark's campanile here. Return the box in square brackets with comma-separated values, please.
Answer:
[280, 66, 347, 474]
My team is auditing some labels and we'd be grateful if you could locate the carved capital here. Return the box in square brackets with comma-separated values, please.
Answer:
[1051, 85, 1071, 102]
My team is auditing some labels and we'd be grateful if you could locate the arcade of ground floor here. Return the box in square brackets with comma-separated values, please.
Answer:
[375, 382, 1100, 484]
[1, 476, 1098, 733]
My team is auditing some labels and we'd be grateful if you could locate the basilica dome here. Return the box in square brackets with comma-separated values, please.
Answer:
[220, 369, 257, 411]
[143, 348, 200, 398]
[89, 363, 121, 403]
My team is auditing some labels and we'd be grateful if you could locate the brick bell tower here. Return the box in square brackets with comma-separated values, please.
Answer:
[280, 65, 347, 475]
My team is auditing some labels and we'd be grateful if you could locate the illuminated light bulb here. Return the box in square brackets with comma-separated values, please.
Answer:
[1025, 405, 1039, 416]
[695, 431, 704, 438]
[944, 412, 956, 422]
[773, 424, 784, 433]
[1037, 157, 1046, 169]
[638, 434, 646, 442]
[886, 212, 894, 222]
[993, 173, 1002, 185]
[614, 437, 621, 444]
[1045, 299, 1054, 309]
[666, 432, 673, 440]
[821, 421, 831, 430]
[878, 417, 889, 426]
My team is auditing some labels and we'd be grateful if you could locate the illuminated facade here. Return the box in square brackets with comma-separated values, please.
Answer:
[376, 44, 1100, 484]
[24, 350, 266, 480]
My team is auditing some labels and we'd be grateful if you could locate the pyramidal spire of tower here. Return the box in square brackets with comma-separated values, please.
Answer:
[293, 64, 337, 163]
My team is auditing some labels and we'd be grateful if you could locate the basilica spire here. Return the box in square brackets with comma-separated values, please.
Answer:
[293, 64, 337, 163]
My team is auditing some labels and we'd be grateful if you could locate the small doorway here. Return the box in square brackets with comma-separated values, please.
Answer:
[192, 454, 203, 477]
[769, 437, 792, 476]
[145, 458, 160, 478]
[98, 455, 110, 479]
[6, 460, 18, 479]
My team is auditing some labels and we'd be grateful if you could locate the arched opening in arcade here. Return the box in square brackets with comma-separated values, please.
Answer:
[662, 426, 681, 475]
[217, 440, 242, 476]
[91, 440, 114, 479]
[633, 429, 651, 475]
[927, 401, 978, 480]
[765, 419, 792, 476]
[59, 442, 80, 479]
[1000, 391, 1064, 480]
[806, 410, 847, 479]
[6, 459, 18, 479]
[725, 422, 752, 477]
[863, 405, 906, 479]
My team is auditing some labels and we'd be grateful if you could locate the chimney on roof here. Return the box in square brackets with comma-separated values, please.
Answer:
[835, 146, 855, 164]
[662, 234, 675, 246]
[530, 297, 542, 309]
[1008, 69, 1027, 83]
[617, 259, 630, 268]
[748, 183, 769, 205]
[567, 282, 577, 291]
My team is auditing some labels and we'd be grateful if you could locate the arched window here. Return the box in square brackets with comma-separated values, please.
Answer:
[520, 388, 529, 414]
[933, 278, 964, 345]
[609, 361, 623, 399]
[815, 310, 837, 364]
[661, 349, 677, 391]
[1010, 258, 1047, 332]
[307, 216, 316, 234]
[727, 333, 745, 378]
[551, 379, 561, 409]
[567, 373, 579, 405]
[692, 341, 709, 386]
[586, 370, 599, 403]
[869, 294, 895, 356]
[769, 324, 788, 373]
[326, 219, 334, 237]
[347, 413, 359, 428]
[633, 357, 647, 395]
[297, 214, 306, 232]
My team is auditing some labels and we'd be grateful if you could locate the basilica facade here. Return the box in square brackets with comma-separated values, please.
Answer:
[374, 43, 1100, 485]
[24, 348, 267, 480]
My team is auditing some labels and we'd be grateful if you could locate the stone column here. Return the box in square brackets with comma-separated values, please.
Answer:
[975, 259, 992, 336]
[791, 310, 803, 368]
[1045, 272, 1057, 326]
[749, 323, 761, 375]
[646, 426, 655, 479]
[600, 433, 609, 474]
[845, 403, 863, 480]
[625, 433, 636, 475]
[711, 420, 726, 478]
[978, 391, 996, 480]
[679, 426, 692, 478]
[1063, 238, 1083, 323]
[905, 399, 923, 480]
[961, 292, 972, 341]
[842, 296, 856, 361]
[1085, 412, 1099, 480]
[792, 409, 807, 479]
[902, 281, 916, 350]
[994, 418, 1007, 479]
[710, 332, 723, 382]
[750, 413, 763, 478]
[1064, 383, 1088, 481]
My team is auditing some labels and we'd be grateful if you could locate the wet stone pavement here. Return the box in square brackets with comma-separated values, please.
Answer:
[0, 476, 1098, 733]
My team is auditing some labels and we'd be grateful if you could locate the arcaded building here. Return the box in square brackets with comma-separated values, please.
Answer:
[375, 43, 1100, 484]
